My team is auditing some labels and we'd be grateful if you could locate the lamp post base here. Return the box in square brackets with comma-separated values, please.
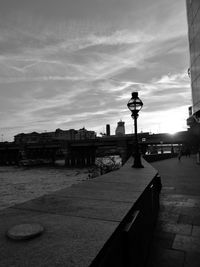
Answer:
[132, 155, 144, 168]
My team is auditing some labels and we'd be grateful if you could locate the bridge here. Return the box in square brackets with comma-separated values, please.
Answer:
[0, 131, 194, 166]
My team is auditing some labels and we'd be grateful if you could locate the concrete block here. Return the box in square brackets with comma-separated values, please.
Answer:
[0, 209, 117, 267]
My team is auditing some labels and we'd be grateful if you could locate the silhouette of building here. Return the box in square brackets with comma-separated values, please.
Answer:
[75, 127, 96, 140]
[186, 0, 200, 136]
[14, 132, 41, 144]
[14, 128, 96, 144]
[115, 120, 125, 136]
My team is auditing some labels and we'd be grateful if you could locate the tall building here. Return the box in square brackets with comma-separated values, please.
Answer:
[106, 124, 110, 136]
[115, 120, 125, 136]
[186, 0, 200, 137]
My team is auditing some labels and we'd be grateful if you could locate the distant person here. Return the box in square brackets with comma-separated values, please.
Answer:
[178, 149, 182, 161]
[197, 147, 200, 164]
[185, 148, 191, 157]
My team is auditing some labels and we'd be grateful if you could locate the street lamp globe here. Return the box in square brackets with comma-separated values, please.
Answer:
[127, 92, 143, 116]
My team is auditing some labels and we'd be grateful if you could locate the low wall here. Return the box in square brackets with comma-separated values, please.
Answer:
[90, 172, 161, 267]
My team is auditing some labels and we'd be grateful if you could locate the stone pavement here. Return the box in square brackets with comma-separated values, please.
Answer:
[146, 155, 200, 267]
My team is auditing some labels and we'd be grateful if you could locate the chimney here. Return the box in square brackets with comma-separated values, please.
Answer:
[106, 124, 110, 136]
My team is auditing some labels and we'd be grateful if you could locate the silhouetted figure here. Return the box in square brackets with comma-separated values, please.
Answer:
[185, 148, 191, 157]
[197, 148, 200, 164]
[178, 150, 182, 161]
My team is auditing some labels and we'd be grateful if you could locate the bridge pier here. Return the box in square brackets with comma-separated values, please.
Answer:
[65, 146, 96, 167]
[0, 148, 19, 165]
[116, 140, 129, 164]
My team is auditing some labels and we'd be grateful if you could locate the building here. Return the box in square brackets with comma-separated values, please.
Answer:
[186, 0, 200, 137]
[75, 127, 96, 140]
[106, 124, 110, 136]
[14, 132, 42, 144]
[54, 128, 77, 140]
[14, 128, 96, 144]
[115, 120, 125, 136]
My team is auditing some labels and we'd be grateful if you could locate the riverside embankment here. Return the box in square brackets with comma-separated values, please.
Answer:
[0, 157, 160, 267]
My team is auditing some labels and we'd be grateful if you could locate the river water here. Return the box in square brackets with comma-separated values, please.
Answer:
[0, 166, 89, 210]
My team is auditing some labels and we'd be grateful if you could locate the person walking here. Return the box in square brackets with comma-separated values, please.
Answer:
[185, 148, 191, 157]
[178, 149, 182, 161]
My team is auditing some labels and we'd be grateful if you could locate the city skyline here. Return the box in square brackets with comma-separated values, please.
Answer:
[0, 0, 191, 141]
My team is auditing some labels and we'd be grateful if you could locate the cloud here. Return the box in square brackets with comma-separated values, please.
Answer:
[117, 71, 191, 113]
[0, 0, 191, 140]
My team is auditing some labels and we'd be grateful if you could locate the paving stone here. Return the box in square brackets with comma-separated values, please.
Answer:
[162, 186, 175, 191]
[193, 215, 200, 226]
[160, 205, 200, 217]
[173, 234, 200, 252]
[147, 248, 184, 267]
[178, 214, 193, 225]
[161, 194, 200, 208]
[178, 210, 200, 225]
[180, 207, 200, 217]
[156, 222, 192, 236]
[162, 194, 196, 200]
[158, 211, 179, 223]
[184, 252, 200, 267]
[192, 226, 200, 237]
[162, 199, 200, 208]
[152, 231, 175, 249]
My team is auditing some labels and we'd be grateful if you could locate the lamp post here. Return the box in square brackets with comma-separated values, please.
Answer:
[127, 92, 144, 168]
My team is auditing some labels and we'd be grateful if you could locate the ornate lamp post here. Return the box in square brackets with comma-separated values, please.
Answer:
[127, 92, 144, 168]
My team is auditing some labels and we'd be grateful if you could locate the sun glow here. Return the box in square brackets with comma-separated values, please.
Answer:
[164, 124, 180, 134]
[148, 107, 189, 135]
[160, 114, 186, 134]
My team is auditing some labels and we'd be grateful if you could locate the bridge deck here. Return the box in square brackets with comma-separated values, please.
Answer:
[147, 155, 200, 267]
[0, 157, 158, 266]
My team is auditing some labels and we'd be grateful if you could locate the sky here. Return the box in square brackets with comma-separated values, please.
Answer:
[0, 0, 191, 141]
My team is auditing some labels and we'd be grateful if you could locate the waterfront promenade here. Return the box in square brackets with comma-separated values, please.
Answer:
[147, 155, 200, 267]
[0, 157, 158, 266]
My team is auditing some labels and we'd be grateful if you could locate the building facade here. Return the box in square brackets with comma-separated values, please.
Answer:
[14, 128, 96, 144]
[115, 120, 125, 136]
[74, 127, 96, 140]
[186, 0, 200, 136]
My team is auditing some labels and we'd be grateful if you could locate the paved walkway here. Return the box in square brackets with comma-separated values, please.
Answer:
[147, 155, 200, 267]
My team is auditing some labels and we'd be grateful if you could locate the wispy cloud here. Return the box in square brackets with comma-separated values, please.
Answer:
[0, 0, 190, 140]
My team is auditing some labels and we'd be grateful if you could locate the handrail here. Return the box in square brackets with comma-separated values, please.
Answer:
[123, 210, 140, 233]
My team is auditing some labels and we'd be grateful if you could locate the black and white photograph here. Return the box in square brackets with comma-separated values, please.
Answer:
[0, 0, 200, 266]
